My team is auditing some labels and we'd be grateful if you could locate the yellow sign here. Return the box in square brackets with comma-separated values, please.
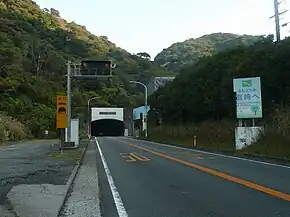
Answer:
[56, 95, 68, 129]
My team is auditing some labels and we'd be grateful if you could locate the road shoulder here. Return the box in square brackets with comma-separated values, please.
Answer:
[1, 139, 88, 217]
[131, 137, 290, 166]
[60, 139, 101, 217]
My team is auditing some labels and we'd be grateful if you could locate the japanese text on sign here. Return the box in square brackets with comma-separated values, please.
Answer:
[56, 95, 68, 128]
[233, 77, 262, 119]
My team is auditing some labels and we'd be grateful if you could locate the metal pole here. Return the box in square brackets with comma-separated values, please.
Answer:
[132, 120, 135, 137]
[129, 81, 148, 137]
[67, 61, 72, 142]
[87, 100, 90, 138]
[274, 0, 281, 41]
[144, 85, 148, 137]
[60, 128, 64, 154]
[87, 96, 101, 138]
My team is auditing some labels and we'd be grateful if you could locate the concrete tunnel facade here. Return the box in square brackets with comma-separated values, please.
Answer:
[90, 107, 125, 137]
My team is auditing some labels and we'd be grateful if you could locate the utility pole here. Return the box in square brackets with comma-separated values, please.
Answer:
[274, 0, 281, 41]
[66, 61, 72, 142]
[270, 0, 288, 42]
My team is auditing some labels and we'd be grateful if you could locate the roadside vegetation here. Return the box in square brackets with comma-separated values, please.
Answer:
[147, 108, 290, 159]
[148, 35, 290, 160]
[0, 114, 29, 145]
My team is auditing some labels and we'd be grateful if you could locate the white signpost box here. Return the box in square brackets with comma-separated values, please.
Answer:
[65, 119, 79, 148]
[233, 77, 264, 150]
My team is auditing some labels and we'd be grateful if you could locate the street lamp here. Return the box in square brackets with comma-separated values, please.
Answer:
[87, 96, 101, 138]
[129, 80, 148, 137]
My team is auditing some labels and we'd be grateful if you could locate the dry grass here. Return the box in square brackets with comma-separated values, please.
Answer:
[242, 107, 290, 159]
[0, 114, 28, 145]
[148, 120, 235, 152]
[146, 107, 290, 159]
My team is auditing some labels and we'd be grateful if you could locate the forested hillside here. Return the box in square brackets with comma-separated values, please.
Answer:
[0, 0, 169, 140]
[154, 33, 261, 71]
[149, 35, 290, 158]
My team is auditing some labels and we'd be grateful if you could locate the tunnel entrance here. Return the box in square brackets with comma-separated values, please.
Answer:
[91, 119, 125, 137]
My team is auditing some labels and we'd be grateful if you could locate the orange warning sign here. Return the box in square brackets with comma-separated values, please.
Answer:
[56, 95, 68, 128]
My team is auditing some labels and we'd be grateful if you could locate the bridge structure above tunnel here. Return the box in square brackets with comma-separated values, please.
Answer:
[90, 107, 128, 137]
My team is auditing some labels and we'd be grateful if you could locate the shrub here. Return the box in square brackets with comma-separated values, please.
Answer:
[247, 107, 290, 158]
[0, 114, 28, 144]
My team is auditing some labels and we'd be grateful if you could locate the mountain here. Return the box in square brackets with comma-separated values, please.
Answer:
[0, 0, 170, 139]
[154, 33, 261, 71]
[149, 34, 286, 123]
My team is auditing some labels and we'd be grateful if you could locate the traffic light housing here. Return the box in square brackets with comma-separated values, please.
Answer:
[80, 60, 111, 76]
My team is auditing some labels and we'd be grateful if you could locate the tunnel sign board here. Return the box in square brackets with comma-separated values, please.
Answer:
[56, 95, 68, 128]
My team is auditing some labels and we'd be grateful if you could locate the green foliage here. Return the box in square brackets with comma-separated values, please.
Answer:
[154, 33, 261, 71]
[148, 35, 290, 155]
[150, 35, 290, 123]
[0, 0, 170, 140]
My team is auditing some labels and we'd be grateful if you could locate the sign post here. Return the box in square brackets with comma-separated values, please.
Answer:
[233, 77, 262, 119]
[233, 77, 263, 150]
[65, 60, 115, 144]
[56, 95, 68, 152]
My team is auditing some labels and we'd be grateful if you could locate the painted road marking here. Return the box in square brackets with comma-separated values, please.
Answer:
[114, 139, 290, 202]
[130, 152, 150, 161]
[95, 138, 128, 217]
[123, 137, 290, 169]
[120, 152, 150, 162]
[120, 153, 137, 162]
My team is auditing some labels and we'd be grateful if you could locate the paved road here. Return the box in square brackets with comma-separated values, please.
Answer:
[0, 140, 75, 206]
[96, 137, 290, 217]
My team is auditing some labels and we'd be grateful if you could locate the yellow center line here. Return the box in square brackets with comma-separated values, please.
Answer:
[113, 138, 290, 202]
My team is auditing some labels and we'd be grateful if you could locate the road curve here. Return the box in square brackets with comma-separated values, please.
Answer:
[95, 137, 290, 217]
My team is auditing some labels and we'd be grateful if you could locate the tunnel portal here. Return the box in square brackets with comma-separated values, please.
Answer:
[91, 119, 125, 137]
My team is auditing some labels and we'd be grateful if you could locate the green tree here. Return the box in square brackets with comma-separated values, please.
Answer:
[0, 0, 170, 140]
[149, 36, 290, 124]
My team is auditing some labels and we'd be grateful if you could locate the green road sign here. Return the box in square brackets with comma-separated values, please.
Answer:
[233, 77, 262, 119]
[242, 80, 252, 87]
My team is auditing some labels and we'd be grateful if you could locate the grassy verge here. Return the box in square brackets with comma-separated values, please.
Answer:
[239, 130, 290, 160]
[50, 139, 88, 162]
[143, 119, 290, 161]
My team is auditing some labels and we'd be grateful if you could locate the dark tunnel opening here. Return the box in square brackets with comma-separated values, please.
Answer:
[91, 119, 125, 137]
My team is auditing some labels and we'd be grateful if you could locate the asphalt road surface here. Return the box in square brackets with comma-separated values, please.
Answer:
[0, 140, 75, 206]
[96, 137, 290, 217]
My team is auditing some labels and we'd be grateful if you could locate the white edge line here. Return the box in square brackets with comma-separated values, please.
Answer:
[123, 137, 290, 170]
[95, 137, 128, 217]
